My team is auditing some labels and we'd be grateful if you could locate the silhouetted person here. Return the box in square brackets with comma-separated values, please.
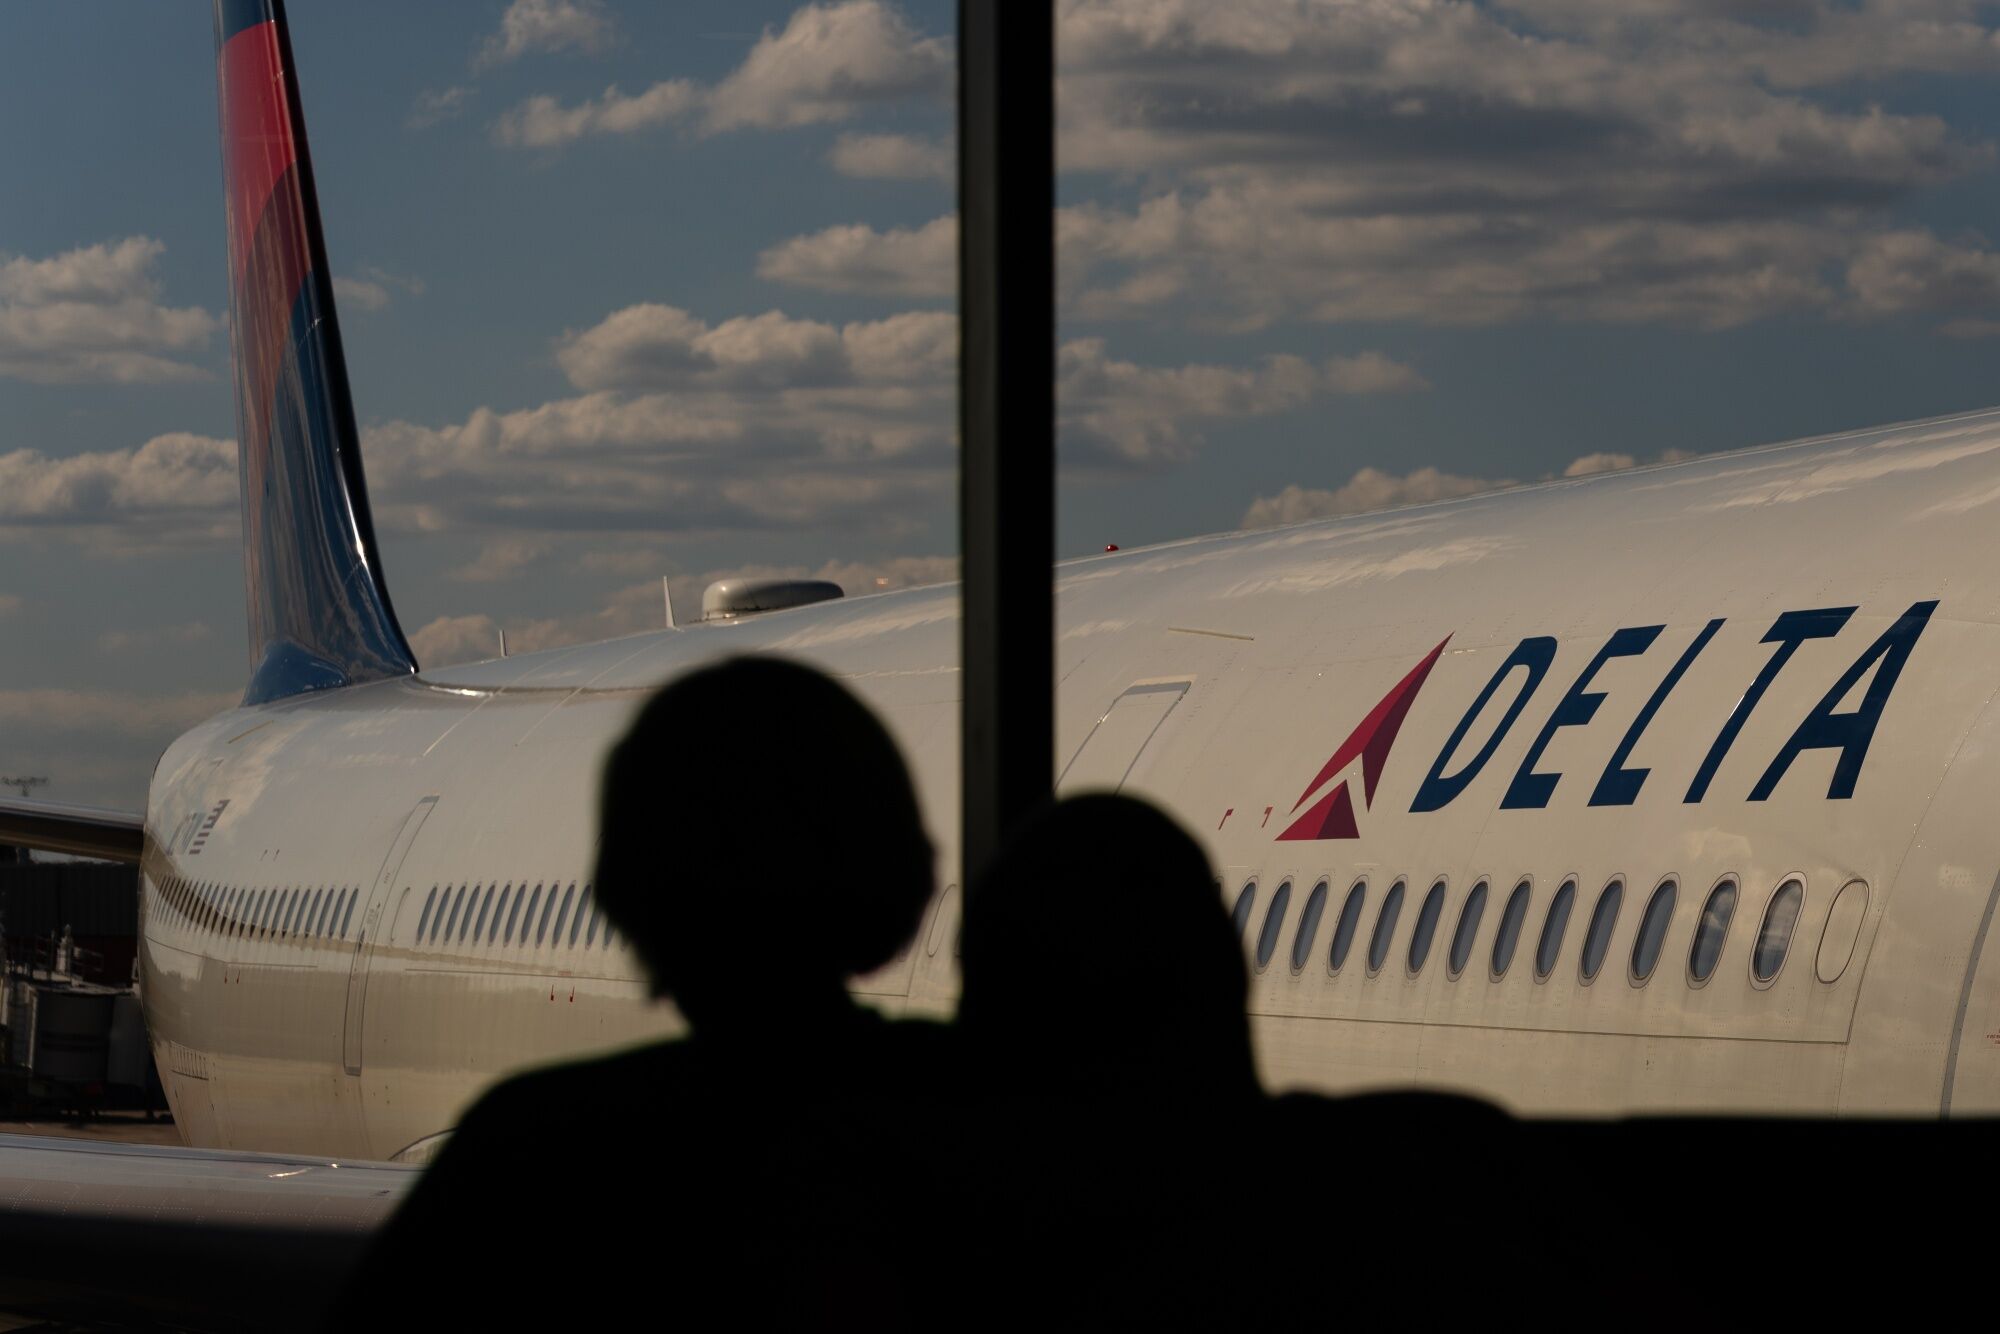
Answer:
[334, 657, 952, 1329]
[955, 794, 1261, 1323]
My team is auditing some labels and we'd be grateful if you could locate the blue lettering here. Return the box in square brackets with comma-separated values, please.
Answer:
[1503, 626, 1662, 810]
[1750, 600, 1938, 801]
[1590, 618, 1723, 807]
[1684, 607, 1853, 804]
[1411, 637, 1556, 814]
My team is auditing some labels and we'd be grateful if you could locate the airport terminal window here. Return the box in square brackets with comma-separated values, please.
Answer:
[1536, 880, 1577, 981]
[1368, 880, 1406, 974]
[1329, 880, 1366, 973]
[1409, 880, 1446, 975]
[1449, 880, 1489, 979]
[1231, 881, 1257, 941]
[340, 888, 357, 938]
[1292, 880, 1328, 972]
[1256, 880, 1293, 970]
[569, 887, 591, 948]
[1491, 880, 1530, 979]
[1688, 879, 1736, 983]
[1753, 879, 1804, 983]
[493, 885, 515, 943]
[1631, 879, 1677, 984]
[1580, 880, 1624, 983]
[552, 883, 577, 945]
[417, 887, 438, 943]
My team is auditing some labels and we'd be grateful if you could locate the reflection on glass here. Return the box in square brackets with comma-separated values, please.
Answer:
[1370, 880, 1407, 973]
[1689, 880, 1737, 982]
[1330, 881, 1366, 972]
[1256, 880, 1293, 969]
[1292, 880, 1328, 972]
[1231, 881, 1257, 941]
[1449, 881, 1489, 977]
[1491, 881, 1531, 979]
[1580, 880, 1624, 982]
[1631, 880, 1677, 983]
[1754, 879, 1805, 982]
[1536, 880, 1577, 980]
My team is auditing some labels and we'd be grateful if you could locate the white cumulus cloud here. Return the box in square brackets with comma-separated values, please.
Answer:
[0, 238, 218, 384]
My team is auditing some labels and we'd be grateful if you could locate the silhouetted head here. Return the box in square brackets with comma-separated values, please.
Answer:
[958, 794, 1256, 1101]
[595, 656, 934, 1026]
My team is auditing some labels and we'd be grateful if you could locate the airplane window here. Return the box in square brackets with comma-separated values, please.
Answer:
[1329, 880, 1365, 973]
[569, 887, 591, 948]
[1631, 879, 1677, 983]
[1231, 881, 1257, 941]
[1255, 880, 1292, 971]
[1291, 880, 1329, 972]
[1753, 879, 1805, 983]
[250, 889, 269, 936]
[585, 894, 602, 948]
[1688, 879, 1737, 983]
[1491, 880, 1531, 979]
[1368, 880, 1406, 974]
[417, 886, 438, 943]
[339, 888, 358, 938]
[1580, 880, 1624, 983]
[282, 889, 302, 936]
[1449, 880, 1489, 979]
[1409, 880, 1446, 975]
[443, 885, 467, 943]
[1535, 880, 1577, 981]
[552, 884, 577, 946]
[494, 884, 516, 943]
[453, 885, 474, 943]
[303, 888, 321, 936]
[507, 885, 530, 944]
[470, 885, 493, 943]
[535, 882, 558, 945]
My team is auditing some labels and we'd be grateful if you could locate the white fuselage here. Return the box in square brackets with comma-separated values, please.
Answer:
[140, 408, 2000, 1158]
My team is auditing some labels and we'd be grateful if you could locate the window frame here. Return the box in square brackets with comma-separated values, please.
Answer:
[1750, 875, 1807, 988]
[1489, 878, 1532, 982]
[1579, 876, 1625, 986]
[1686, 875, 1739, 988]
[1448, 878, 1490, 981]
[1628, 875, 1678, 987]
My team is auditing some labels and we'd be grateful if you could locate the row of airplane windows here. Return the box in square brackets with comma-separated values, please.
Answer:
[148, 876, 622, 956]
[154, 875, 359, 945]
[1229, 872, 1823, 990]
[409, 881, 616, 953]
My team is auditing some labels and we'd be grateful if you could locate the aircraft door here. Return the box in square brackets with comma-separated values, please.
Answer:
[343, 796, 437, 1076]
[1058, 679, 1193, 794]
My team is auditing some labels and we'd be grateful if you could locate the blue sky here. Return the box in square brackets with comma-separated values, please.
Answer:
[7, 0, 2000, 807]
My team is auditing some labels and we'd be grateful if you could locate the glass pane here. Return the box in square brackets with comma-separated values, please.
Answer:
[1754, 879, 1805, 982]
[1231, 881, 1257, 941]
[491, 885, 513, 943]
[1491, 881, 1531, 979]
[1291, 880, 1328, 972]
[470, 885, 492, 943]
[1408, 880, 1446, 974]
[569, 888, 591, 947]
[417, 886, 437, 942]
[1580, 880, 1624, 982]
[1329, 881, 1366, 972]
[1631, 880, 1677, 983]
[1368, 880, 1406, 973]
[442, 885, 466, 942]
[552, 884, 577, 944]
[1256, 880, 1292, 970]
[1536, 880, 1577, 980]
[1689, 880, 1737, 982]
[1449, 880, 1489, 977]
[339, 889, 357, 938]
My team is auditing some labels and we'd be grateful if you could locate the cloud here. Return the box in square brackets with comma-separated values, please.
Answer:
[409, 614, 505, 668]
[491, 1, 950, 149]
[0, 433, 237, 550]
[0, 594, 20, 619]
[705, 1, 951, 131]
[1240, 447, 1702, 527]
[332, 267, 424, 314]
[827, 132, 952, 183]
[408, 85, 474, 129]
[0, 687, 239, 811]
[0, 238, 218, 383]
[475, 0, 617, 70]
[491, 81, 702, 149]
[755, 215, 957, 297]
[449, 537, 549, 583]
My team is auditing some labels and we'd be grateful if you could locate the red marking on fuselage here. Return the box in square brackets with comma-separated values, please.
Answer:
[1218, 808, 1233, 830]
[1290, 635, 1451, 815]
[1261, 806, 1273, 827]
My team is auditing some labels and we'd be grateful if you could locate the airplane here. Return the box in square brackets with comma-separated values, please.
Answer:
[3, 0, 1999, 1209]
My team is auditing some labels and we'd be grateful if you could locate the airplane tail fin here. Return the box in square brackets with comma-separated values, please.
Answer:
[213, 0, 416, 705]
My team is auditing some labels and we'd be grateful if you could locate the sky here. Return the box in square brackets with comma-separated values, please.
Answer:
[7, 0, 2000, 809]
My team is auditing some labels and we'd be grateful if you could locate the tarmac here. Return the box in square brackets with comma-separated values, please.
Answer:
[0, 1111, 180, 1147]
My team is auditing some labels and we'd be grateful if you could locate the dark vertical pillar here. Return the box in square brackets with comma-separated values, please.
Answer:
[958, 1, 1055, 892]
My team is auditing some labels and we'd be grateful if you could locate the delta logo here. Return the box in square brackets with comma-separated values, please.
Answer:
[1276, 599, 1938, 842]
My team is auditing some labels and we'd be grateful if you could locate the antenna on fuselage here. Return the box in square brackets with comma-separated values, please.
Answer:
[498, 628, 508, 658]
[663, 576, 677, 630]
